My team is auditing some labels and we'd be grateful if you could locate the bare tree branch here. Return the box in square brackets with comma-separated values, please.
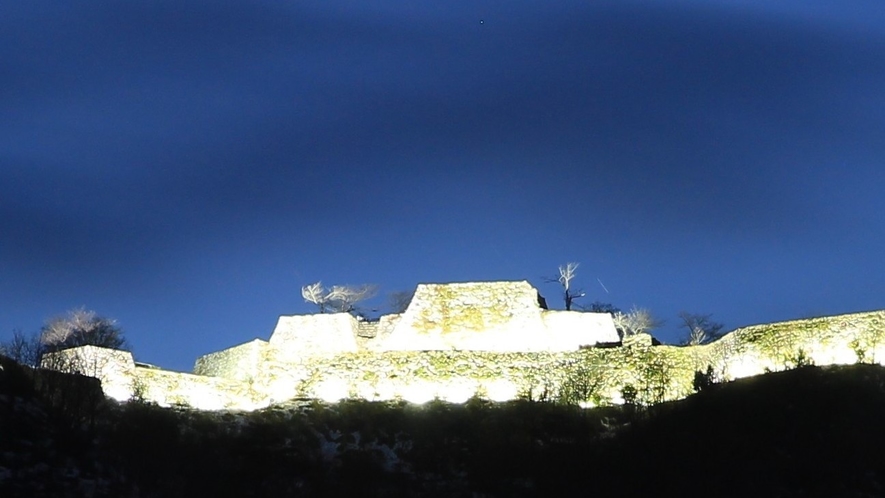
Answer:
[613, 306, 664, 337]
[0, 329, 44, 368]
[301, 282, 328, 313]
[554, 262, 584, 311]
[301, 282, 378, 314]
[327, 284, 378, 313]
[40, 308, 127, 353]
[558, 262, 579, 292]
[678, 311, 724, 345]
[577, 301, 621, 315]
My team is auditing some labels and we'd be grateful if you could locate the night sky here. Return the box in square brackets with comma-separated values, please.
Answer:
[2, 1, 884, 372]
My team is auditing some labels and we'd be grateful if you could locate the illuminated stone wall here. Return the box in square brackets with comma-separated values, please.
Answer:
[382, 281, 547, 350]
[266, 281, 620, 358]
[41, 346, 265, 410]
[382, 281, 619, 351]
[41, 309, 885, 412]
[134, 368, 266, 411]
[193, 338, 268, 382]
[269, 313, 360, 359]
[41, 345, 136, 402]
[709, 311, 885, 380]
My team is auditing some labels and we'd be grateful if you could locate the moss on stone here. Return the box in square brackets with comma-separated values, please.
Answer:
[57, 310, 885, 411]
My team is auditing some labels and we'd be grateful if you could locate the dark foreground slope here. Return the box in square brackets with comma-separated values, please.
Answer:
[548, 364, 885, 497]
[2, 354, 884, 497]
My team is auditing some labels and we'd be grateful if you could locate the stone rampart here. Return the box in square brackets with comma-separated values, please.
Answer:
[710, 311, 885, 380]
[111, 309, 885, 409]
[359, 314, 402, 352]
[269, 313, 360, 359]
[266, 281, 618, 358]
[37, 283, 885, 412]
[133, 368, 265, 411]
[41, 345, 136, 402]
[193, 338, 268, 382]
[380, 281, 618, 351]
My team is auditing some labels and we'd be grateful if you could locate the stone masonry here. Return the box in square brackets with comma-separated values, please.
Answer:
[35, 280, 885, 412]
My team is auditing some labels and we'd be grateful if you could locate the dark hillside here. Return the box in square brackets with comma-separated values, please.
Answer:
[547, 364, 885, 497]
[2, 355, 885, 497]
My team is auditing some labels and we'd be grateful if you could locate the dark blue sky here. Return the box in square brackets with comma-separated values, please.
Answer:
[2, 1, 884, 372]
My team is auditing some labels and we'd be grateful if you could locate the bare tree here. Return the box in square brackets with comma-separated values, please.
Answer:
[327, 285, 378, 313]
[547, 262, 585, 311]
[301, 282, 329, 312]
[41, 308, 127, 353]
[678, 312, 724, 345]
[579, 301, 621, 316]
[613, 306, 663, 337]
[301, 282, 379, 314]
[1, 329, 44, 367]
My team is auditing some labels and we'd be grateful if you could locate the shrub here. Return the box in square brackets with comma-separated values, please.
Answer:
[693, 365, 717, 393]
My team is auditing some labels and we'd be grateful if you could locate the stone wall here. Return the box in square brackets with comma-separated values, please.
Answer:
[133, 368, 265, 411]
[40, 309, 885, 413]
[41, 346, 266, 410]
[266, 281, 619, 358]
[41, 345, 136, 402]
[269, 313, 359, 359]
[193, 338, 268, 382]
[710, 311, 885, 380]
[376, 281, 619, 352]
[360, 314, 402, 352]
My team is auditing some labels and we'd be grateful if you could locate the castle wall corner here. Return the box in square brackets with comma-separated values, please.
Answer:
[381, 280, 550, 352]
[41, 345, 137, 402]
[269, 313, 360, 359]
[193, 338, 268, 382]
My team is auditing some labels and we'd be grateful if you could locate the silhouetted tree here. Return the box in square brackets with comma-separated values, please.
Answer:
[0, 328, 44, 367]
[545, 262, 585, 311]
[679, 312, 724, 345]
[40, 308, 128, 353]
[580, 301, 621, 315]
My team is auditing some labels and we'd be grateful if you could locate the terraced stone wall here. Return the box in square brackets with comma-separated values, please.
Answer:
[193, 338, 268, 382]
[42, 310, 885, 412]
[204, 310, 885, 408]
[269, 313, 360, 360]
[41, 345, 136, 402]
[133, 367, 265, 411]
[265, 281, 619, 358]
[381, 280, 618, 351]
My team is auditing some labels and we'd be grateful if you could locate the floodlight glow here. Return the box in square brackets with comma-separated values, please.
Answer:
[315, 377, 350, 403]
[399, 382, 436, 404]
[436, 380, 477, 404]
[181, 389, 226, 411]
[483, 379, 518, 402]
[725, 353, 769, 380]
[104, 381, 134, 403]
[371, 380, 400, 401]
[813, 344, 858, 365]
[265, 378, 300, 404]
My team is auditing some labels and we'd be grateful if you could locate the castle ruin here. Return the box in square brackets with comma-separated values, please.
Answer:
[261, 280, 619, 360]
[38, 281, 885, 411]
